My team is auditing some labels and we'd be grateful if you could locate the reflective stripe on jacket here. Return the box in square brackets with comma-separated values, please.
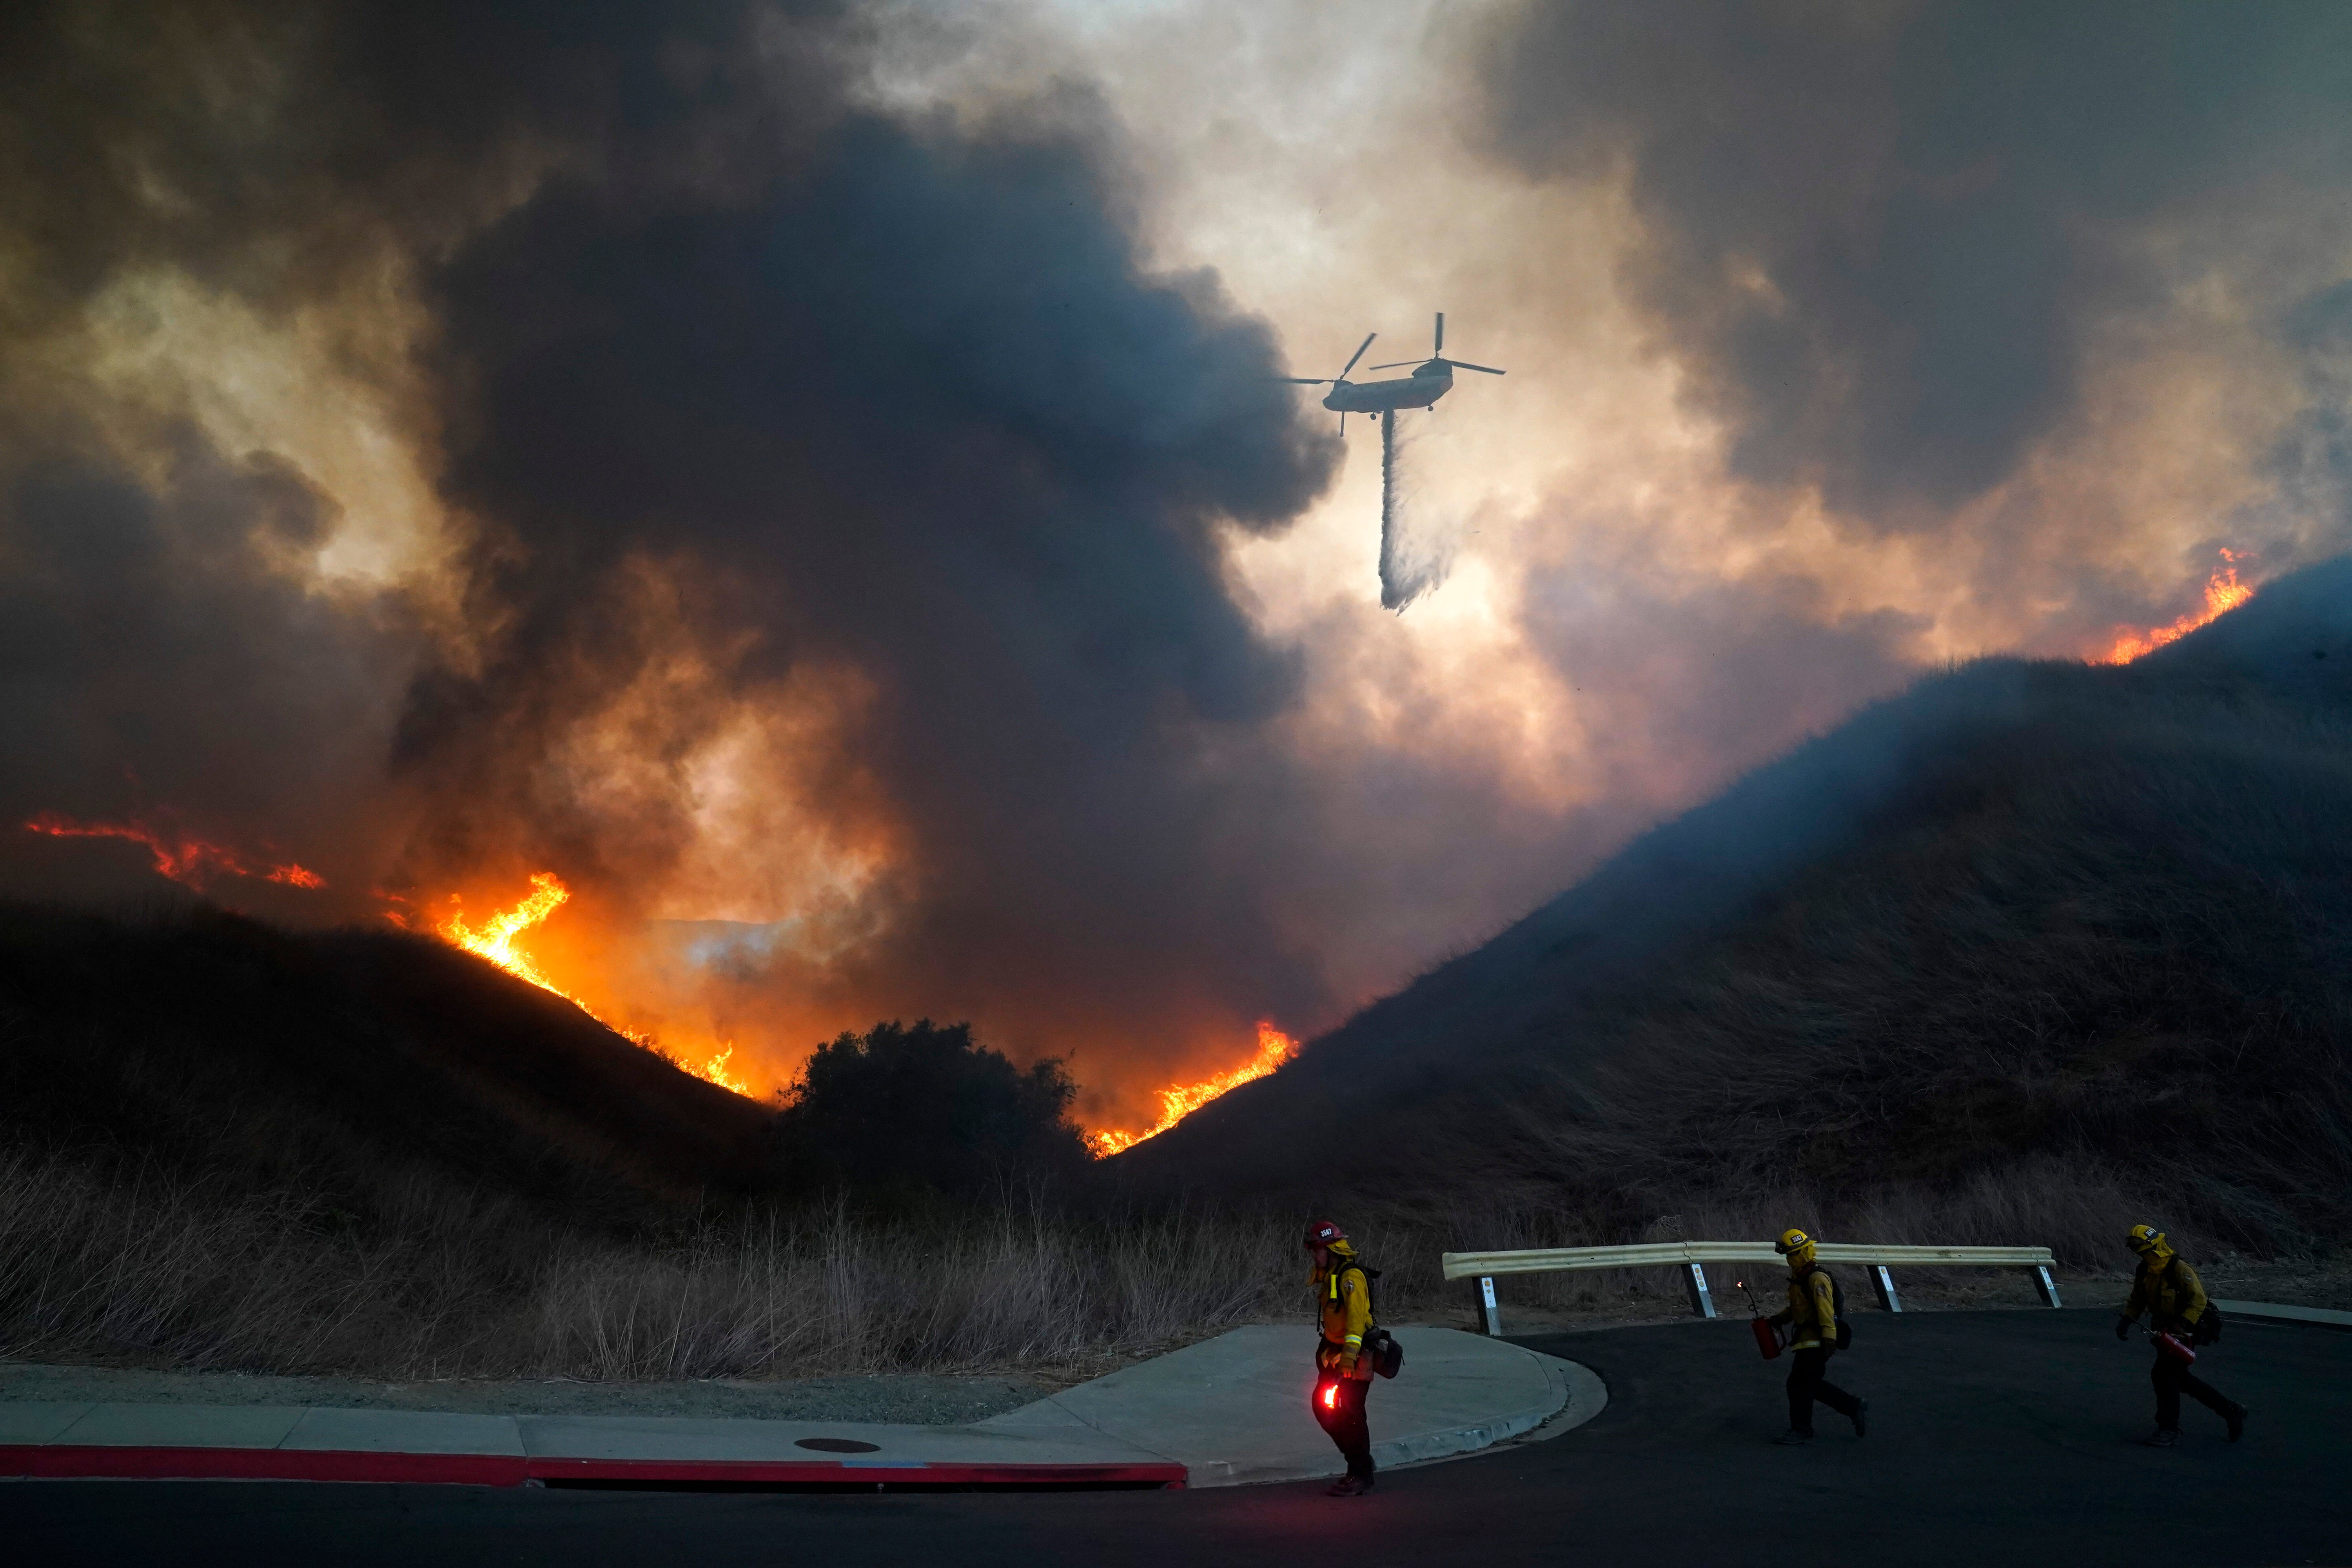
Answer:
[1315, 1257, 1374, 1374]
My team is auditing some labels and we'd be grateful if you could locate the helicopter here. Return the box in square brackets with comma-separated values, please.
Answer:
[1282, 313, 1504, 433]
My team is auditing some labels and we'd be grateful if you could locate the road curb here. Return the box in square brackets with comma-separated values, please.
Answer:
[1193, 1344, 1601, 1487]
[2215, 1299, 2352, 1333]
[0, 1443, 1185, 1490]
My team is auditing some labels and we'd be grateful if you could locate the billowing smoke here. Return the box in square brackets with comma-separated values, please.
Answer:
[10, 0, 2352, 1130]
[0, 0, 1349, 1112]
[1478, 0, 2352, 530]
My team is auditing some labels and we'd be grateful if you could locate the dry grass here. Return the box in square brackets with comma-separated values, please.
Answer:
[0, 1148, 1316, 1381]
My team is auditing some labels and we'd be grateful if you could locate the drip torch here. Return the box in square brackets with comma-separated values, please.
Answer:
[1736, 1277, 1781, 1361]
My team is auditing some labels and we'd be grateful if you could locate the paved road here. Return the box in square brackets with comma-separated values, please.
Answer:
[6, 1309, 2345, 1566]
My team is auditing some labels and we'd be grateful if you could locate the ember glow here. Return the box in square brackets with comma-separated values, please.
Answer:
[1089, 1022, 1300, 1157]
[22, 813, 324, 891]
[436, 873, 756, 1099]
[2098, 553, 2256, 665]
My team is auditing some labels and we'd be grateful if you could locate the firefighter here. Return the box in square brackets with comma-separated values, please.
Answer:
[1305, 1218, 1377, 1495]
[1767, 1227, 1868, 1445]
[2115, 1223, 2245, 1446]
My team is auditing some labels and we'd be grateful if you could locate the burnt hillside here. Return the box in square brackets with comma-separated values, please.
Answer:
[1122, 557, 2352, 1261]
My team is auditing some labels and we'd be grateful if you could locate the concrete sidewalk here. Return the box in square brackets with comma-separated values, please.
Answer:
[0, 1326, 1598, 1490]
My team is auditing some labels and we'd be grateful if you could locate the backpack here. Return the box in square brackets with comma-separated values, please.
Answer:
[1803, 1264, 1853, 1350]
[2167, 1258, 2223, 1345]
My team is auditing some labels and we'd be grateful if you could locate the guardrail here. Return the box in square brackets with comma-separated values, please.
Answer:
[1441, 1242, 2062, 1335]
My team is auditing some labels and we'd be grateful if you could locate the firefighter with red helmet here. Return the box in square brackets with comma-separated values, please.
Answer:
[1305, 1218, 1377, 1495]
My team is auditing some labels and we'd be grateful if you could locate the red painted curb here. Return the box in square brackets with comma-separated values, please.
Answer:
[0, 1445, 1187, 1490]
[527, 1457, 1186, 1488]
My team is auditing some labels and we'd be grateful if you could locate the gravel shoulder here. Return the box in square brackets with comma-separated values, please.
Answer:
[0, 1363, 1055, 1424]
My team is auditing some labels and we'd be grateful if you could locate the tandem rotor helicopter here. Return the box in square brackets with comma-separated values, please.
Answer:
[1282, 312, 1504, 433]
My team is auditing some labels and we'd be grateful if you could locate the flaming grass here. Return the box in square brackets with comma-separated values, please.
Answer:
[1087, 1023, 1298, 1156]
[438, 871, 751, 1097]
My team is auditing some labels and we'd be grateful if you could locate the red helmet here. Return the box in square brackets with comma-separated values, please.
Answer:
[1304, 1218, 1347, 1250]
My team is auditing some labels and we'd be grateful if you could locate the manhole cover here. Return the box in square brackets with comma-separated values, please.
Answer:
[794, 1437, 882, 1454]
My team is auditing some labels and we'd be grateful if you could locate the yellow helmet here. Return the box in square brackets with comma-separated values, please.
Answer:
[1774, 1228, 1817, 1265]
[2127, 1223, 2168, 1255]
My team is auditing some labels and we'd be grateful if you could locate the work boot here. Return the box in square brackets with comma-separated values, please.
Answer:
[1773, 1429, 1812, 1446]
[1326, 1473, 1373, 1497]
[2226, 1406, 2247, 1443]
[1850, 1399, 1869, 1438]
[2142, 1427, 2179, 1448]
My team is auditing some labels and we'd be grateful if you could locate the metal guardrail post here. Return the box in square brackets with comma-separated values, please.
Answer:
[1682, 1262, 1717, 1318]
[2032, 1265, 2062, 1308]
[1472, 1275, 1503, 1336]
[1869, 1265, 1902, 1312]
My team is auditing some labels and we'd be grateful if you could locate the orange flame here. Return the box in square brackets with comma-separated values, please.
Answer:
[440, 871, 570, 992]
[1088, 1022, 1299, 1157]
[436, 872, 754, 1098]
[22, 813, 325, 891]
[2097, 551, 2254, 665]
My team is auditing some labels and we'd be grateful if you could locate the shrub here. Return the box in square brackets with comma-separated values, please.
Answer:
[770, 1020, 1093, 1203]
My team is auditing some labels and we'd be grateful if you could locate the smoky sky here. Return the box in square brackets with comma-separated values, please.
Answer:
[0, 436, 417, 903]
[1479, 0, 2352, 521]
[20, 0, 2352, 1116]
[406, 95, 1339, 1034]
[0, 0, 1348, 1084]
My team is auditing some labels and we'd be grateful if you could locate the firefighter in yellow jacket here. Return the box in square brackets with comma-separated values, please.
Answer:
[1305, 1218, 1377, 1495]
[2115, 1224, 2245, 1446]
[1767, 1228, 1868, 1445]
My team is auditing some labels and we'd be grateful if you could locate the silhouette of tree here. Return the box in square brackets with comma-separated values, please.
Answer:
[771, 1020, 1090, 1201]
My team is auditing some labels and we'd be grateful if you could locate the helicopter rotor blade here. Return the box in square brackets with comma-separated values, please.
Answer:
[1279, 376, 1334, 384]
[1447, 360, 1506, 375]
[1435, 311, 1444, 355]
[1366, 360, 1430, 371]
[1337, 332, 1377, 381]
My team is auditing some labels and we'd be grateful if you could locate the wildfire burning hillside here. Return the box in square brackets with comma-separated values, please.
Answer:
[2097, 552, 2254, 664]
[434, 873, 752, 1097]
[22, 814, 323, 891]
[1088, 1022, 1299, 1157]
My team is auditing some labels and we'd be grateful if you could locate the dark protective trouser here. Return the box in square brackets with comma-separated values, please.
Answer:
[1786, 1347, 1860, 1436]
[2152, 1350, 2239, 1431]
[1313, 1373, 1374, 1478]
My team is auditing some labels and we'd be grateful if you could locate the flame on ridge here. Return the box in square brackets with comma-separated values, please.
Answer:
[2097, 551, 2254, 665]
[435, 872, 753, 1098]
[1088, 1022, 1299, 1158]
[22, 812, 325, 891]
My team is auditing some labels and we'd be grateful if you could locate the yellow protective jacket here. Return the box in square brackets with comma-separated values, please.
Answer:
[1314, 1243, 1375, 1377]
[2120, 1252, 2210, 1336]
[1771, 1265, 1840, 1351]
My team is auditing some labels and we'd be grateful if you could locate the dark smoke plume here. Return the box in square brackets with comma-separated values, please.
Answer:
[0, 0, 1345, 1096]
[1479, 0, 2352, 522]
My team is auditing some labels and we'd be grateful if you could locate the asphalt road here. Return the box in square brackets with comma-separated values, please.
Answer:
[7, 1308, 2347, 1566]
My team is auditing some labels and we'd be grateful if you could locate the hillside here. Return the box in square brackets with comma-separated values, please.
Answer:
[0, 906, 1297, 1380]
[0, 904, 775, 1220]
[1122, 557, 2352, 1264]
